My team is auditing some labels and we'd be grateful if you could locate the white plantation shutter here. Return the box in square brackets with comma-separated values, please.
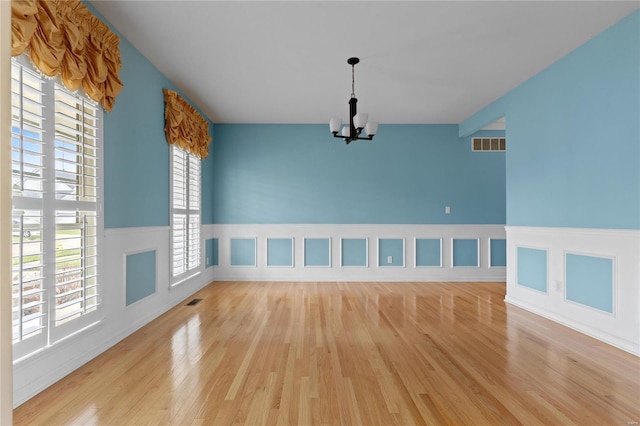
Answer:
[54, 87, 99, 202]
[11, 55, 103, 359]
[187, 155, 200, 272]
[54, 211, 99, 327]
[11, 58, 48, 356]
[172, 214, 187, 276]
[171, 145, 201, 283]
[11, 61, 45, 199]
[11, 209, 46, 355]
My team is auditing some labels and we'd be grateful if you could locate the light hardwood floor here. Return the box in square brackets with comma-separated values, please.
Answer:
[14, 281, 640, 425]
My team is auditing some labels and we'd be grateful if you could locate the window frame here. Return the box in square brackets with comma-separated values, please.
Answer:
[169, 144, 202, 285]
[11, 55, 104, 360]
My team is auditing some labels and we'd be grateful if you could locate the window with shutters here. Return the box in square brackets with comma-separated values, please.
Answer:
[171, 145, 201, 284]
[11, 55, 102, 359]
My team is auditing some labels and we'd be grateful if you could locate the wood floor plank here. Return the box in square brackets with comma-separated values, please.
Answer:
[13, 281, 640, 425]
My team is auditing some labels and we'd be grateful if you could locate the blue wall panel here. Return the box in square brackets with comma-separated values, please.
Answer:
[490, 239, 507, 267]
[341, 238, 367, 267]
[304, 238, 330, 267]
[566, 254, 613, 313]
[415, 238, 442, 267]
[230, 238, 256, 266]
[126, 250, 156, 306]
[211, 124, 505, 225]
[517, 247, 547, 292]
[205, 238, 218, 267]
[267, 238, 294, 267]
[378, 238, 404, 267]
[452, 239, 479, 267]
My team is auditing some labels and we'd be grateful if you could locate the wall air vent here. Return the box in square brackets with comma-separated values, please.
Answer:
[472, 137, 506, 152]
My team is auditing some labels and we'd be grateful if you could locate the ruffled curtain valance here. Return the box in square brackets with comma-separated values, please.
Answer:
[163, 89, 211, 159]
[11, 0, 123, 111]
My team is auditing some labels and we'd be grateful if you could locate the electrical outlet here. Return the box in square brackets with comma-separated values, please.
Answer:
[387, 256, 393, 264]
[445, 206, 451, 214]
[206, 257, 210, 265]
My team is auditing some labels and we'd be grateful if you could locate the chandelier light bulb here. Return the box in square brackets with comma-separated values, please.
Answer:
[354, 113, 368, 129]
[329, 118, 342, 133]
[365, 121, 378, 136]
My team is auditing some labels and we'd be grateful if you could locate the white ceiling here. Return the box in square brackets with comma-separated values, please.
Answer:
[91, 1, 639, 125]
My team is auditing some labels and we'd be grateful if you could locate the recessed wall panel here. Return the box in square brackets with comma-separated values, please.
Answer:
[566, 253, 613, 313]
[205, 238, 218, 267]
[341, 238, 367, 267]
[517, 247, 547, 292]
[230, 238, 256, 267]
[490, 238, 507, 267]
[304, 238, 330, 267]
[452, 238, 479, 267]
[126, 250, 156, 306]
[415, 238, 442, 267]
[267, 238, 294, 267]
[378, 238, 404, 267]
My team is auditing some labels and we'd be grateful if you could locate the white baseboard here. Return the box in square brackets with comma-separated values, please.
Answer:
[505, 296, 639, 355]
[505, 226, 639, 356]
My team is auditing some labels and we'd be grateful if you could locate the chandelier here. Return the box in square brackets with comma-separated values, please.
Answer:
[329, 57, 378, 144]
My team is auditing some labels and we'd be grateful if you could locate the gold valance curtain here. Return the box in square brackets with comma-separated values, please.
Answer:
[11, 0, 123, 111]
[163, 89, 211, 159]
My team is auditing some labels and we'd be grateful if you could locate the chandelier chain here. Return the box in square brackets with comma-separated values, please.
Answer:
[351, 63, 356, 98]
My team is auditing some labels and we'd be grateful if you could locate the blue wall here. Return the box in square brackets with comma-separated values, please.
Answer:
[211, 124, 505, 224]
[88, 3, 215, 229]
[461, 10, 640, 230]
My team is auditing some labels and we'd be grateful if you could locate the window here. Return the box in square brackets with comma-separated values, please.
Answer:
[171, 145, 201, 283]
[11, 55, 103, 359]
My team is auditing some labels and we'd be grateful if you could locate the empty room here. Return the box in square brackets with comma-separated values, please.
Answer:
[1, 1, 639, 425]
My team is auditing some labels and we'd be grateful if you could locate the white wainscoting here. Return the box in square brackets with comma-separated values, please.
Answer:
[13, 226, 214, 407]
[14, 223, 505, 405]
[505, 226, 640, 356]
[203, 224, 507, 282]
